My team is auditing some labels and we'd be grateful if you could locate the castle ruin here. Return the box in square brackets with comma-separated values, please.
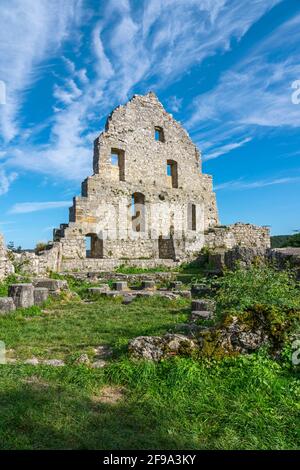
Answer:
[0, 92, 270, 275]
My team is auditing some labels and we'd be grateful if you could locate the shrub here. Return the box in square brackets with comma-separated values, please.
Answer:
[216, 264, 300, 311]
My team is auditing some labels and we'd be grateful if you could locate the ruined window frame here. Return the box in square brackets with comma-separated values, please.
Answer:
[166, 159, 178, 188]
[111, 148, 125, 181]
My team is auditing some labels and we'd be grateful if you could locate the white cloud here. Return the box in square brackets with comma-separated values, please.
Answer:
[167, 96, 183, 113]
[214, 175, 300, 191]
[0, 0, 283, 183]
[0, 0, 82, 142]
[0, 169, 18, 195]
[187, 12, 300, 155]
[203, 137, 252, 161]
[9, 201, 71, 214]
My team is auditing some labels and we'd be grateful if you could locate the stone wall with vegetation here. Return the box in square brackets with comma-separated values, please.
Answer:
[0, 233, 14, 280]
[52, 92, 219, 263]
[204, 223, 270, 251]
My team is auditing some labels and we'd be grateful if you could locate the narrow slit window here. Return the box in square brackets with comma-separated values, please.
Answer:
[188, 203, 196, 231]
[131, 192, 145, 232]
[166, 159, 178, 188]
[111, 148, 125, 181]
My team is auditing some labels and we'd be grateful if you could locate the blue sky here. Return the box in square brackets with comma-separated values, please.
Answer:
[0, 0, 300, 248]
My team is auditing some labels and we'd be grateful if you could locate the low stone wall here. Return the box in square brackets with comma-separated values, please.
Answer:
[61, 257, 180, 273]
[1, 223, 271, 279]
[204, 223, 270, 251]
[0, 233, 14, 280]
[11, 242, 62, 276]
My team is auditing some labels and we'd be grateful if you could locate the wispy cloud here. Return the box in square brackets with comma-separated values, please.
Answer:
[188, 11, 300, 155]
[1, 0, 281, 183]
[9, 201, 71, 214]
[214, 175, 300, 191]
[0, 0, 82, 142]
[203, 137, 252, 161]
[0, 169, 18, 195]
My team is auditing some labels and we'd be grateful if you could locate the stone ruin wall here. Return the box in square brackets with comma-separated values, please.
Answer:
[205, 223, 271, 251]
[0, 233, 14, 280]
[52, 92, 219, 268]
[0, 93, 271, 277]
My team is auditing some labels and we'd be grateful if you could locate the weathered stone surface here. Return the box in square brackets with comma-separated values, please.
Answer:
[34, 279, 68, 291]
[224, 246, 266, 269]
[129, 336, 164, 361]
[91, 360, 106, 368]
[141, 280, 155, 290]
[0, 297, 16, 314]
[192, 299, 216, 312]
[8, 284, 34, 308]
[191, 284, 212, 297]
[129, 333, 197, 361]
[190, 311, 212, 321]
[0, 233, 14, 280]
[268, 248, 300, 281]
[74, 354, 90, 365]
[199, 317, 269, 356]
[122, 296, 134, 304]
[205, 223, 270, 251]
[43, 359, 65, 367]
[113, 281, 128, 291]
[33, 288, 49, 306]
[88, 286, 110, 296]
[24, 357, 39, 365]
[173, 289, 191, 299]
[170, 281, 182, 289]
[172, 323, 204, 335]
[2, 94, 270, 276]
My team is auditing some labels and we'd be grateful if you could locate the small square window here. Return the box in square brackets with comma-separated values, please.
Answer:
[155, 126, 164, 142]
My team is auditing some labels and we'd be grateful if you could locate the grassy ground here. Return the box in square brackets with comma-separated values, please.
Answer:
[0, 266, 299, 450]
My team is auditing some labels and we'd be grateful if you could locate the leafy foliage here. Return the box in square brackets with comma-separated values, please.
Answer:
[216, 264, 300, 311]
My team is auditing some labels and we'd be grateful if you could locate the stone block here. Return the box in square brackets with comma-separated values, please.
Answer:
[33, 288, 49, 306]
[0, 297, 16, 314]
[34, 279, 68, 291]
[8, 284, 34, 308]
[174, 290, 191, 299]
[190, 311, 212, 322]
[88, 286, 109, 296]
[192, 299, 216, 312]
[170, 281, 182, 289]
[112, 281, 128, 291]
[141, 280, 155, 290]
[191, 284, 212, 297]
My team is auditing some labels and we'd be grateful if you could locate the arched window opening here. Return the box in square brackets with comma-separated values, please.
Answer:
[111, 148, 125, 181]
[166, 159, 178, 188]
[85, 233, 103, 258]
[131, 192, 145, 232]
[188, 203, 197, 231]
[155, 126, 164, 142]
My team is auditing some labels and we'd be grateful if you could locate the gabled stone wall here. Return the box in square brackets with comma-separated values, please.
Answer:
[52, 92, 219, 267]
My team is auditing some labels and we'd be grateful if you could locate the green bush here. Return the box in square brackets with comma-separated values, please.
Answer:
[216, 264, 300, 311]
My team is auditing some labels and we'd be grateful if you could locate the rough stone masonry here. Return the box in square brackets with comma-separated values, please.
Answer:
[1, 92, 270, 275]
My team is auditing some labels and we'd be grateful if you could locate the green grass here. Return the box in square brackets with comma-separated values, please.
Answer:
[0, 296, 190, 361]
[0, 267, 299, 450]
[0, 355, 298, 450]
